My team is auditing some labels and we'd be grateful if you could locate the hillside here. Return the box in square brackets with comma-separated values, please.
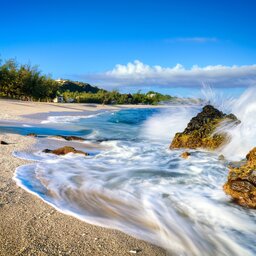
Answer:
[56, 79, 101, 93]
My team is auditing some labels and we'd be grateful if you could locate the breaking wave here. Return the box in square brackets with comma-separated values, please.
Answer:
[13, 90, 256, 255]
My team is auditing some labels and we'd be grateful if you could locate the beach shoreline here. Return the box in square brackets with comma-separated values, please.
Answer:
[0, 100, 167, 256]
[0, 99, 168, 123]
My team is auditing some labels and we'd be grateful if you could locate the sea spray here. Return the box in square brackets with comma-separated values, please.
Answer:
[193, 85, 256, 160]
[220, 87, 256, 160]
[13, 106, 256, 256]
[141, 106, 199, 142]
[200, 83, 236, 113]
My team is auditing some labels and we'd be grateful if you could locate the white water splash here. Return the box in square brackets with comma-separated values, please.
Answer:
[220, 87, 256, 160]
[141, 106, 199, 143]
[11, 90, 256, 255]
[41, 112, 106, 124]
[200, 83, 236, 113]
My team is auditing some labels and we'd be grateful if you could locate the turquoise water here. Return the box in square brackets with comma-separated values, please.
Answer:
[9, 107, 256, 256]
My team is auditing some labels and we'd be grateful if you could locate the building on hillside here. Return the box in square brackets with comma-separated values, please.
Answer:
[53, 96, 64, 103]
[147, 93, 156, 98]
[55, 78, 67, 84]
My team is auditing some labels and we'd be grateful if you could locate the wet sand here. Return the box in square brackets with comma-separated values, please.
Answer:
[0, 100, 167, 256]
[0, 99, 165, 122]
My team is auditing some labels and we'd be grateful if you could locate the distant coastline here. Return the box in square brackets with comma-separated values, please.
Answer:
[0, 58, 200, 105]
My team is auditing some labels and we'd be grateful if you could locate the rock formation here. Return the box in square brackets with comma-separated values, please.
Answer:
[170, 105, 239, 150]
[27, 133, 37, 137]
[43, 146, 89, 156]
[50, 135, 85, 141]
[180, 151, 191, 159]
[223, 147, 256, 208]
[0, 141, 9, 145]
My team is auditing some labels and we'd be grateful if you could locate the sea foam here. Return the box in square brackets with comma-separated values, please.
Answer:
[13, 103, 256, 256]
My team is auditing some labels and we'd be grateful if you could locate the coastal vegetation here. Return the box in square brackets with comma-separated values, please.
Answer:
[62, 90, 174, 104]
[0, 58, 174, 104]
[0, 59, 59, 101]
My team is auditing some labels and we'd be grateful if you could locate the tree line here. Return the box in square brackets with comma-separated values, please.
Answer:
[0, 59, 59, 101]
[63, 90, 174, 105]
[0, 58, 174, 104]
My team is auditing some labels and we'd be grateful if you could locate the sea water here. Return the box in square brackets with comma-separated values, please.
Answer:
[11, 90, 256, 256]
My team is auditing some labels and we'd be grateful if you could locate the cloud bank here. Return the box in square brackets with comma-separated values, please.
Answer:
[82, 60, 256, 88]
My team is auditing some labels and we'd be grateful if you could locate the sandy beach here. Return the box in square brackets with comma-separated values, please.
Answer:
[0, 100, 167, 256]
[0, 99, 165, 122]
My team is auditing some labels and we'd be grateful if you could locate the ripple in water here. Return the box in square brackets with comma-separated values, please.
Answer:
[13, 98, 256, 255]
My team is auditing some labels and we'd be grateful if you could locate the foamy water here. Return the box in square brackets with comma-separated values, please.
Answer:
[12, 90, 256, 255]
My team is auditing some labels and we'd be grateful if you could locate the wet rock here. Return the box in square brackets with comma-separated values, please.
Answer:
[0, 141, 9, 145]
[27, 133, 37, 137]
[43, 146, 89, 156]
[218, 155, 225, 161]
[50, 135, 85, 141]
[129, 249, 142, 254]
[223, 147, 256, 208]
[246, 148, 256, 162]
[170, 105, 239, 150]
[180, 151, 191, 159]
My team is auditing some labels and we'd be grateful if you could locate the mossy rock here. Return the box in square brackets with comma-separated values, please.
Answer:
[170, 105, 239, 150]
[180, 151, 191, 159]
[50, 135, 85, 141]
[27, 133, 37, 137]
[43, 146, 89, 156]
[223, 147, 256, 208]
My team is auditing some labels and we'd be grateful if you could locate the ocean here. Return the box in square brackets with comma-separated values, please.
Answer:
[4, 90, 256, 255]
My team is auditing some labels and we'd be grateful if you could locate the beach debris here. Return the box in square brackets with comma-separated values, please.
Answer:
[50, 135, 85, 141]
[43, 146, 89, 156]
[129, 249, 142, 254]
[170, 105, 239, 150]
[223, 147, 256, 208]
[0, 140, 9, 145]
[180, 151, 191, 159]
[27, 133, 37, 137]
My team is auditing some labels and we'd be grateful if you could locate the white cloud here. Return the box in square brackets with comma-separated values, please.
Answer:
[81, 60, 256, 88]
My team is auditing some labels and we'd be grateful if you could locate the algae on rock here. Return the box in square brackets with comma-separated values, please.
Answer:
[170, 105, 239, 150]
[223, 147, 256, 208]
[43, 146, 89, 156]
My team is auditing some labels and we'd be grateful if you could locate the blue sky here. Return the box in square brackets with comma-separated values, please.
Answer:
[1, 0, 256, 97]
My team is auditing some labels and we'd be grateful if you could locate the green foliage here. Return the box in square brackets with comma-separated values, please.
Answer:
[58, 80, 101, 93]
[63, 90, 174, 105]
[0, 58, 174, 104]
[0, 59, 59, 101]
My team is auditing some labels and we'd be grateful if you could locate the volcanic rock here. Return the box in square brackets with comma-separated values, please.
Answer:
[170, 105, 239, 150]
[27, 133, 37, 137]
[43, 146, 89, 156]
[180, 151, 191, 159]
[223, 147, 256, 208]
[0, 141, 9, 145]
[218, 155, 225, 161]
[50, 135, 85, 141]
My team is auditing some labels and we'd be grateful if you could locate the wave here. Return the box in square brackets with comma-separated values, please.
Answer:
[12, 91, 256, 255]
[220, 87, 256, 160]
[41, 112, 107, 124]
[13, 138, 256, 255]
[141, 106, 199, 143]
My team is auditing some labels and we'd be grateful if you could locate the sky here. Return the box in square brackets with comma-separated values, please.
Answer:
[1, 0, 256, 97]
